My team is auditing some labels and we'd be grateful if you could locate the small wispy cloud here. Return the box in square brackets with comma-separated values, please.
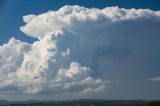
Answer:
[148, 76, 160, 81]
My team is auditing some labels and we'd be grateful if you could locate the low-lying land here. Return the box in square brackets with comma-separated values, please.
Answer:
[0, 100, 160, 106]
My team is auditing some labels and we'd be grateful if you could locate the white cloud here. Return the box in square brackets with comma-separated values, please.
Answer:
[0, 5, 160, 98]
[23, 14, 37, 23]
[20, 5, 160, 40]
[148, 76, 160, 81]
[0, 38, 30, 89]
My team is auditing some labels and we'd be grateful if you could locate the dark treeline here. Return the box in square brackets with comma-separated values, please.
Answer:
[0, 100, 160, 106]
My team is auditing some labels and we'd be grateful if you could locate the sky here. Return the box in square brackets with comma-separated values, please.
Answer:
[0, 0, 160, 100]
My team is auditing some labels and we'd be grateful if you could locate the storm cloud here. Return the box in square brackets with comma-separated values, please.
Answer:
[0, 5, 160, 99]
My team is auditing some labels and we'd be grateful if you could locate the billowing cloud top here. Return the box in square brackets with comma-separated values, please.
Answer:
[20, 6, 160, 39]
[0, 5, 160, 98]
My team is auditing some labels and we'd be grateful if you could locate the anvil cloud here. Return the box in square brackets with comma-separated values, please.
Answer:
[0, 5, 160, 98]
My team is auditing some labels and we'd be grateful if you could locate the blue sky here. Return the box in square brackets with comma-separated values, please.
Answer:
[0, 0, 160, 100]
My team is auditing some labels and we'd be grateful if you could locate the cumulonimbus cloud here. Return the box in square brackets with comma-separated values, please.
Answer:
[0, 5, 160, 96]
